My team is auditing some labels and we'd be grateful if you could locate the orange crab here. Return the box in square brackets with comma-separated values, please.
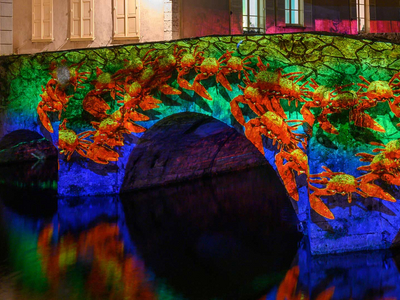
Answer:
[58, 119, 93, 161]
[309, 166, 396, 219]
[151, 48, 182, 95]
[230, 74, 295, 126]
[91, 109, 148, 149]
[301, 79, 356, 135]
[356, 139, 400, 186]
[113, 49, 156, 82]
[91, 67, 125, 99]
[353, 73, 400, 131]
[275, 148, 308, 201]
[230, 84, 267, 125]
[248, 57, 306, 119]
[176, 46, 205, 90]
[37, 79, 72, 133]
[217, 50, 255, 91]
[83, 90, 111, 119]
[244, 112, 306, 155]
[277, 72, 308, 107]
[192, 56, 227, 100]
[84, 142, 120, 164]
[49, 60, 90, 91]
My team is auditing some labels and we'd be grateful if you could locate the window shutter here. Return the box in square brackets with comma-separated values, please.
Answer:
[32, 0, 42, 40]
[276, 0, 285, 27]
[70, 0, 81, 38]
[32, 0, 53, 41]
[304, 0, 312, 28]
[42, 0, 53, 39]
[265, 0, 275, 30]
[70, 0, 93, 40]
[127, 0, 138, 37]
[114, 0, 126, 37]
[82, 0, 94, 38]
[369, 0, 376, 20]
[349, 0, 356, 19]
[113, 0, 139, 38]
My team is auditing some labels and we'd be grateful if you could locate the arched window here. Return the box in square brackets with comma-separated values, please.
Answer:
[243, 0, 265, 34]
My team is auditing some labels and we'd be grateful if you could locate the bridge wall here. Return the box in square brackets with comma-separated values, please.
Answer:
[1, 33, 400, 254]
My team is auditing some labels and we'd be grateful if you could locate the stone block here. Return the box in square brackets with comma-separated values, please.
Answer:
[164, 2, 172, 13]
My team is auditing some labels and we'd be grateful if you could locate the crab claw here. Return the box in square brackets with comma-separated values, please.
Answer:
[159, 84, 181, 95]
[300, 105, 316, 127]
[123, 121, 147, 133]
[270, 96, 287, 120]
[277, 163, 299, 201]
[230, 95, 246, 125]
[37, 105, 54, 133]
[244, 118, 265, 155]
[140, 95, 162, 111]
[275, 152, 300, 201]
[216, 71, 232, 91]
[126, 110, 149, 122]
[87, 145, 119, 164]
[309, 192, 335, 219]
[192, 74, 212, 100]
[177, 70, 193, 91]
[359, 182, 396, 202]
[83, 92, 111, 119]
[350, 110, 385, 133]
[317, 114, 339, 135]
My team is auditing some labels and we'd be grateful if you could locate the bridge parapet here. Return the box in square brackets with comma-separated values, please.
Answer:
[1, 33, 400, 254]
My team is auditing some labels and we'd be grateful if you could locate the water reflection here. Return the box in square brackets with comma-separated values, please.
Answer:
[1, 166, 400, 299]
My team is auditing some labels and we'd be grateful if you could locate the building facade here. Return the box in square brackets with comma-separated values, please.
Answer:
[1, 0, 400, 55]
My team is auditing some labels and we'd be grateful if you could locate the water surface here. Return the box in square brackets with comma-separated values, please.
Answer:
[0, 165, 399, 299]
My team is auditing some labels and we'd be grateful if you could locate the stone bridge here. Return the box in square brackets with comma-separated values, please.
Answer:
[1, 33, 400, 254]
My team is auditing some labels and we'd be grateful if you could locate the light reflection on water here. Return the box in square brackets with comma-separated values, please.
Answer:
[0, 165, 399, 299]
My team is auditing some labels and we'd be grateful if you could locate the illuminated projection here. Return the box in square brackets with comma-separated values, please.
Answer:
[2, 33, 400, 253]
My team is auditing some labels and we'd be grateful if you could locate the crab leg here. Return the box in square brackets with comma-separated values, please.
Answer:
[230, 95, 247, 125]
[244, 118, 265, 155]
[37, 105, 54, 133]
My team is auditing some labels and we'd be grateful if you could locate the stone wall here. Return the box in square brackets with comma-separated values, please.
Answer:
[164, 0, 180, 40]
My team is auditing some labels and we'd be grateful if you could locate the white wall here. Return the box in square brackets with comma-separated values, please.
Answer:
[13, 0, 165, 54]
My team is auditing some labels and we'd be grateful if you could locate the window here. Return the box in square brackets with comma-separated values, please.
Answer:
[285, 0, 303, 26]
[113, 0, 139, 39]
[32, 0, 53, 42]
[70, 0, 94, 41]
[243, 0, 265, 34]
[356, 0, 367, 32]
